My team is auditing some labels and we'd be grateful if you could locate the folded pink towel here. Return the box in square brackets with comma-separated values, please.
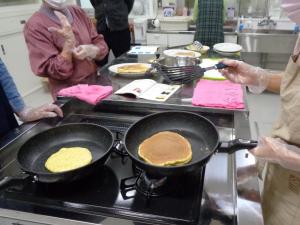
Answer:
[192, 80, 244, 109]
[58, 84, 113, 105]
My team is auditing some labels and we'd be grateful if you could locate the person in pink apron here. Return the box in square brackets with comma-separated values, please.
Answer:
[220, 1, 300, 224]
[24, 0, 108, 99]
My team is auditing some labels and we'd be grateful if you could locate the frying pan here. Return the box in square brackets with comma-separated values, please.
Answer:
[124, 111, 257, 177]
[0, 123, 114, 188]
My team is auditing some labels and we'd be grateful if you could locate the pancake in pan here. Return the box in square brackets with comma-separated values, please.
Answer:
[45, 147, 92, 173]
[138, 131, 192, 166]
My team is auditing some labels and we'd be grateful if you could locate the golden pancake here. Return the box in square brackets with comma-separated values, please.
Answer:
[138, 131, 192, 166]
[175, 51, 196, 57]
[45, 147, 92, 173]
[117, 64, 149, 74]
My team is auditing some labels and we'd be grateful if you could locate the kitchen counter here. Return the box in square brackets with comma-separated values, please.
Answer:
[0, 52, 263, 225]
[147, 27, 237, 35]
[97, 51, 244, 115]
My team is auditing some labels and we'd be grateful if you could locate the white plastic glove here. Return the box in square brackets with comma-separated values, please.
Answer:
[18, 103, 63, 122]
[250, 137, 300, 172]
[48, 11, 75, 53]
[72, 45, 100, 61]
[220, 59, 270, 94]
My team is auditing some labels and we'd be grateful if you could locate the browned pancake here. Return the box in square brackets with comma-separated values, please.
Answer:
[117, 64, 148, 73]
[138, 131, 192, 166]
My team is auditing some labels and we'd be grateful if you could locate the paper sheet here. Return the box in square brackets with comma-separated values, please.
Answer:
[128, 46, 159, 55]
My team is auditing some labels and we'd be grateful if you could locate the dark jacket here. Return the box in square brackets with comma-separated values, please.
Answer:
[90, 0, 134, 32]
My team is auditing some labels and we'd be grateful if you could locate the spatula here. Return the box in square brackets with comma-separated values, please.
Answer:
[155, 62, 228, 84]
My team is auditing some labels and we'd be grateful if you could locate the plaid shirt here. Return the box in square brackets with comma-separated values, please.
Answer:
[194, 0, 224, 47]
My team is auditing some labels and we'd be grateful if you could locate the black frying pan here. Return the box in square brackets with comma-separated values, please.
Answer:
[0, 123, 114, 188]
[124, 111, 257, 177]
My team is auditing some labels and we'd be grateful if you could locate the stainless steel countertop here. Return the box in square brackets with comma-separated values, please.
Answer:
[0, 52, 263, 225]
[147, 27, 237, 35]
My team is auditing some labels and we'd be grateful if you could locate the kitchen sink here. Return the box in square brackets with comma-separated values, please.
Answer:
[238, 28, 298, 53]
[241, 28, 295, 35]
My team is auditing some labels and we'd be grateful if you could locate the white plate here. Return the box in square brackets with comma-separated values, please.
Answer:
[213, 49, 239, 56]
[108, 63, 152, 75]
[213, 43, 242, 53]
[163, 49, 201, 58]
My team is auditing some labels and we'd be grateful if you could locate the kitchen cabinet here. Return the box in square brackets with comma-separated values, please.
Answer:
[167, 33, 194, 47]
[146, 32, 194, 47]
[224, 33, 238, 43]
[146, 33, 168, 46]
[0, 217, 44, 225]
[0, 32, 42, 96]
[0, 4, 43, 97]
[147, 32, 237, 47]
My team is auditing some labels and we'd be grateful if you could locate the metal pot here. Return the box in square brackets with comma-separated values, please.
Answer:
[157, 56, 201, 67]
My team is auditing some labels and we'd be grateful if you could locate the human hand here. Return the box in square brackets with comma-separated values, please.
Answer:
[73, 44, 100, 60]
[48, 11, 75, 50]
[18, 104, 63, 122]
[220, 59, 270, 93]
[250, 137, 300, 172]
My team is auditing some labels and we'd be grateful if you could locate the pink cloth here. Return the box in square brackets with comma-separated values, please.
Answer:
[58, 84, 113, 105]
[192, 80, 244, 109]
[24, 5, 108, 99]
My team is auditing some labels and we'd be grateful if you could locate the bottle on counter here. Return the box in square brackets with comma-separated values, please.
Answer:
[227, 6, 235, 19]
[294, 24, 300, 34]
[239, 15, 245, 32]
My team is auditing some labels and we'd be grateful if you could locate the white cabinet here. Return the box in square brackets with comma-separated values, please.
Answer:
[0, 217, 45, 225]
[167, 33, 194, 47]
[0, 4, 43, 97]
[146, 32, 194, 47]
[0, 32, 42, 96]
[224, 34, 238, 43]
[146, 33, 168, 46]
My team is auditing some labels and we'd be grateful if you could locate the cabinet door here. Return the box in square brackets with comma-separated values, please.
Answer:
[146, 33, 168, 46]
[224, 34, 238, 43]
[0, 217, 45, 225]
[0, 32, 42, 96]
[167, 34, 194, 47]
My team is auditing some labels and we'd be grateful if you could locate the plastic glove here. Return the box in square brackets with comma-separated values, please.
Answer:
[18, 103, 63, 122]
[72, 45, 100, 61]
[48, 11, 75, 52]
[250, 137, 300, 172]
[220, 59, 270, 94]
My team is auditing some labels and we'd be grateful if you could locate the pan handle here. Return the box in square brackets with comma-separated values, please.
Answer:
[0, 173, 31, 190]
[218, 139, 258, 154]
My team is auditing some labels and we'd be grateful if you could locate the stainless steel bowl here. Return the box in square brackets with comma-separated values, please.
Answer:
[156, 57, 201, 67]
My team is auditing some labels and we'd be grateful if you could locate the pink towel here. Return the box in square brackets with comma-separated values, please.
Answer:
[192, 80, 244, 109]
[58, 84, 113, 105]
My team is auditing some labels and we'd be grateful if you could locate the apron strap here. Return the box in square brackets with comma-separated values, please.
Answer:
[0, 83, 18, 137]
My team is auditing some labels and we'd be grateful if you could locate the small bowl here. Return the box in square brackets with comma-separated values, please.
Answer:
[185, 45, 210, 54]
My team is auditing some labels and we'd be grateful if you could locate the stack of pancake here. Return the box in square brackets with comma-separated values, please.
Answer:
[138, 131, 192, 166]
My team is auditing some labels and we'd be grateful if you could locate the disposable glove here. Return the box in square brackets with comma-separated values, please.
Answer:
[250, 137, 300, 172]
[18, 103, 63, 122]
[48, 11, 75, 52]
[72, 45, 100, 61]
[220, 59, 270, 94]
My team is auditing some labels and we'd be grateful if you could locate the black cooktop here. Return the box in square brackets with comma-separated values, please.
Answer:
[0, 111, 236, 225]
[1, 114, 206, 225]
